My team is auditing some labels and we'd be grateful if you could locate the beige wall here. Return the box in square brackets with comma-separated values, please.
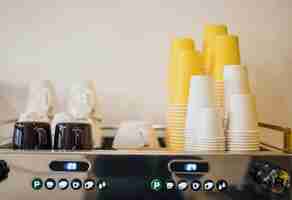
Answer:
[0, 0, 291, 132]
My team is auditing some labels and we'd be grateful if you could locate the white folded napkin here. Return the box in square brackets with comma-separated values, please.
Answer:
[113, 121, 159, 149]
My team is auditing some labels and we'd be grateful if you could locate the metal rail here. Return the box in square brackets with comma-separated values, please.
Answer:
[258, 122, 292, 153]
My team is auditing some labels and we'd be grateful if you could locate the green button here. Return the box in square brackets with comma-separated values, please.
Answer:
[150, 179, 163, 192]
[32, 178, 43, 190]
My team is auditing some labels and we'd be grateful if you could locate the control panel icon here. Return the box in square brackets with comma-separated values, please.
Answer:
[177, 180, 189, 191]
[84, 179, 95, 190]
[203, 180, 215, 192]
[165, 180, 176, 191]
[191, 180, 201, 191]
[71, 179, 82, 190]
[58, 179, 69, 190]
[216, 180, 228, 192]
[150, 179, 163, 192]
[97, 180, 108, 191]
[45, 178, 56, 190]
[32, 178, 43, 190]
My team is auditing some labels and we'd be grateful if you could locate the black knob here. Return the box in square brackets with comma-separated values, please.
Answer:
[0, 160, 9, 182]
[249, 161, 290, 195]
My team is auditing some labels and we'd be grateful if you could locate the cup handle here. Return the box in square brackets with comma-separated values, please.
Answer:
[54, 125, 64, 149]
[75, 133, 81, 148]
[35, 128, 48, 149]
[14, 128, 23, 148]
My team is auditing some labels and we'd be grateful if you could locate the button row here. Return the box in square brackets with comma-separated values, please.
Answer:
[150, 179, 228, 192]
[32, 178, 108, 191]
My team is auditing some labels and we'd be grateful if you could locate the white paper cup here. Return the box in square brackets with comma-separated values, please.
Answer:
[167, 123, 186, 127]
[167, 118, 186, 121]
[167, 108, 188, 111]
[186, 76, 215, 130]
[195, 144, 226, 148]
[168, 104, 188, 107]
[167, 112, 187, 116]
[228, 146, 259, 149]
[196, 140, 226, 144]
[190, 149, 225, 152]
[228, 94, 258, 131]
[228, 112, 258, 131]
[228, 149, 259, 152]
[223, 65, 249, 82]
[197, 108, 224, 138]
[227, 139, 260, 143]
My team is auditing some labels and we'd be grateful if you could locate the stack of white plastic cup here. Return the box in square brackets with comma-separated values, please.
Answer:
[191, 108, 225, 152]
[214, 80, 225, 128]
[224, 65, 250, 121]
[226, 94, 260, 152]
[185, 76, 221, 151]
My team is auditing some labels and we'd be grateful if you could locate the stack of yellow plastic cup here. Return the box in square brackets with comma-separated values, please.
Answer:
[213, 35, 241, 112]
[202, 24, 228, 75]
[167, 42, 204, 151]
[168, 38, 195, 103]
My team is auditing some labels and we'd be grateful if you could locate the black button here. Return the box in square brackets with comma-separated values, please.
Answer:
[58, 179, 69, 190]
[32, 178, 43, 190]
[191, 180, 201, 191]
[45, 178, 56, 190]
[97, 180, 108, 191]
[216, 180, 228, 192]
[177, 180, 189, 191]
[203, 180, 215, 192]
[165, 180, 176, 191]
[71, 179, 82, 190]
[84, 179, 96, 190]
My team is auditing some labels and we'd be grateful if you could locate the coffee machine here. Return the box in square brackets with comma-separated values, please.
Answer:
[0, 119, 291, 200]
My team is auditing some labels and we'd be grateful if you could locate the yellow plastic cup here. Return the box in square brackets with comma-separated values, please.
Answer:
[203, 24, 228, 52]
[213, 35, 241, 80]
[168, 38, 195, 103]
[173, 50, 204, 104]
[195, 51, 205, 75]
[202, 24, 228, 75]
[204, 47, 212, 74]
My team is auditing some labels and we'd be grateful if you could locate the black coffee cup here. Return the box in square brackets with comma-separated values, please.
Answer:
[13, 122, 52, 150]
[54, 122, 93, 150]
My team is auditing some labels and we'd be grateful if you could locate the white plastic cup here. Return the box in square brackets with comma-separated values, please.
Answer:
[228, 94, 258, 131]
[224, 65, 250, 115]
[197, 108, 224, 138]
[224, 65, 249, 82]
[186, 76, 215, 130]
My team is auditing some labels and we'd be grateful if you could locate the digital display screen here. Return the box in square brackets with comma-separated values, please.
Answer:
[184, 163, 198, 172]
[49, 161, 90, 172]
[169, 161, 209, 174]
[64, 162, 78, 171]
